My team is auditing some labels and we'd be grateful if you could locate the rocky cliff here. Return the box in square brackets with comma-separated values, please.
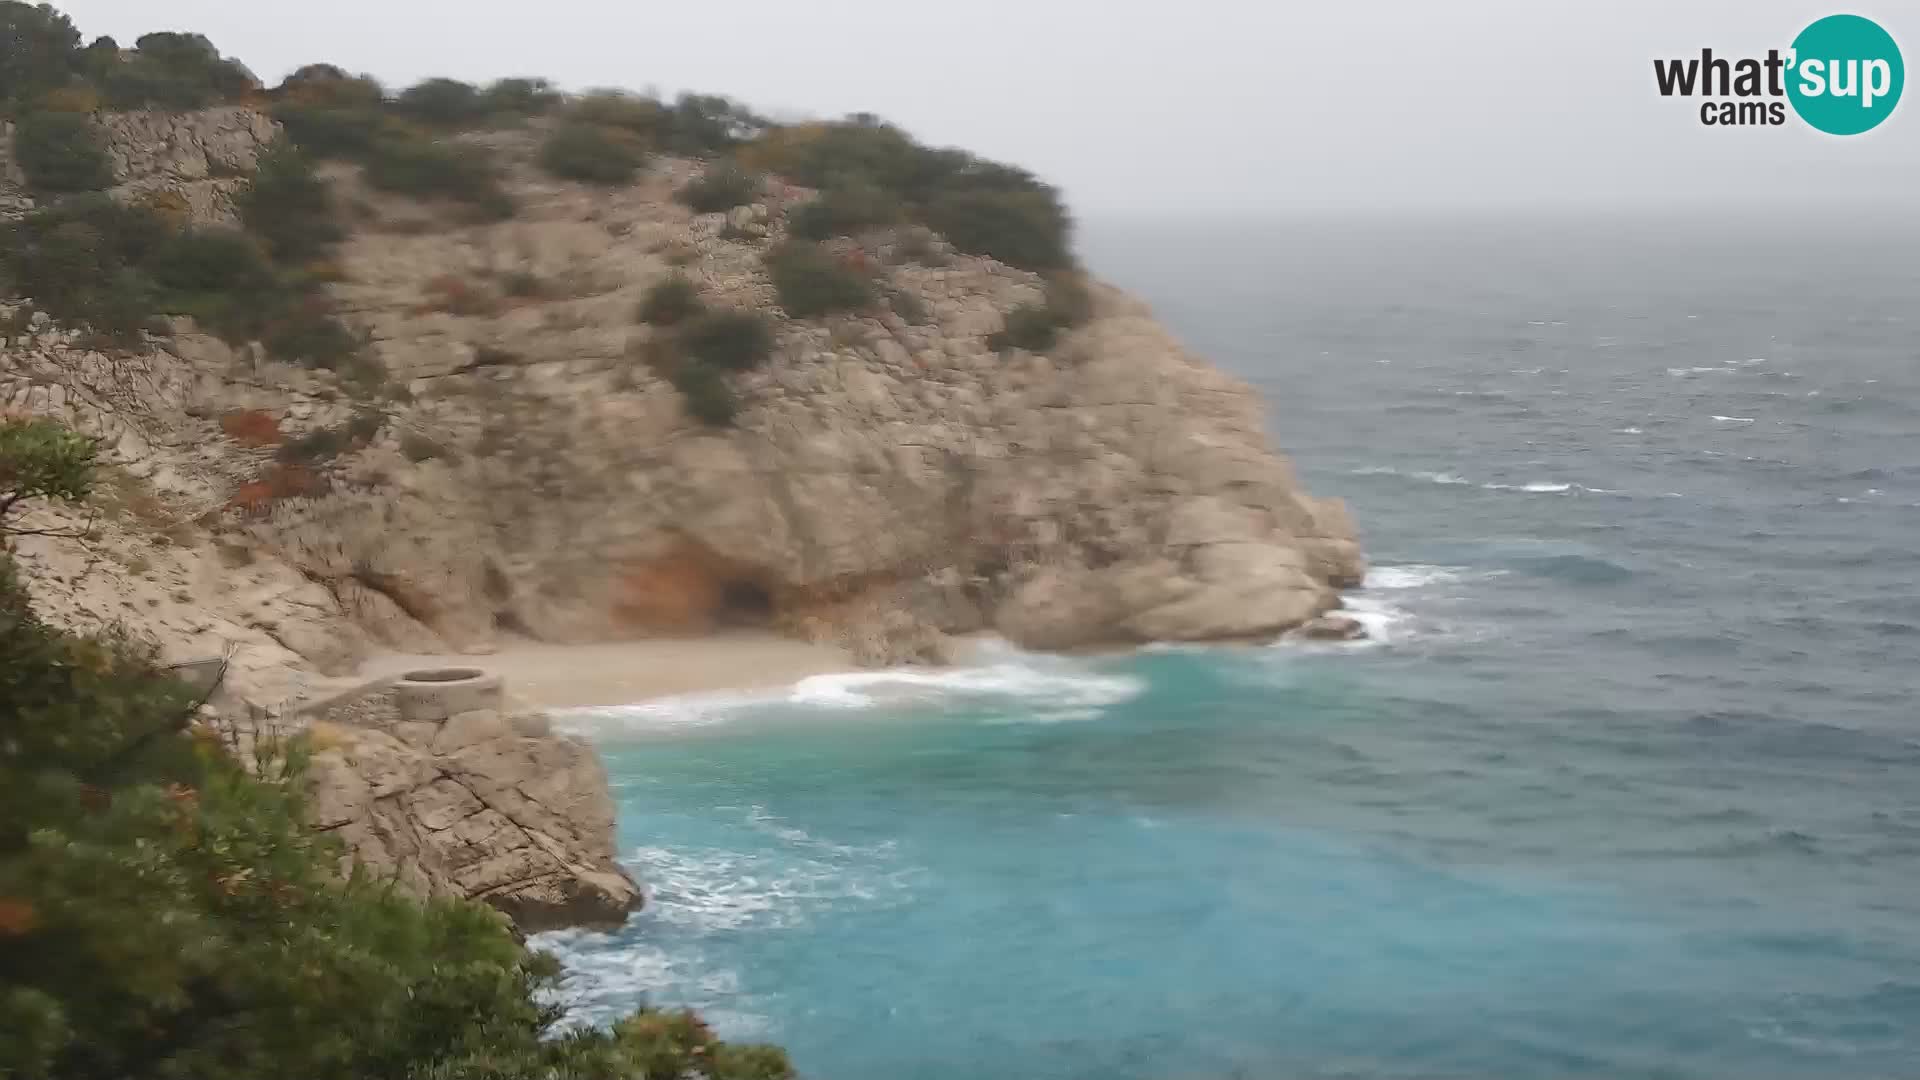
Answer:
[3, 106, 1362, 923]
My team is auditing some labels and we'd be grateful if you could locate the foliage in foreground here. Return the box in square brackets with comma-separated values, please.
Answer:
[0, 417, 795, 1080]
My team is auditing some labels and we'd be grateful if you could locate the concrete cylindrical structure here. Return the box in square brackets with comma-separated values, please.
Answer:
[393, 667, 504, 723]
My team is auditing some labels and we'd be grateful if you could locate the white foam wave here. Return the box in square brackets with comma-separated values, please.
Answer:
[1616, 426, 1644, 434]
[560, 639, 1144, 734]
[535, 809, 923, 1029]
[1711, 415, 1757, 423]
[535, 933, 754, 1030]
[1283, 564, 1474, 649]
[557, 687, 790, 734]
[790, 642, 1143, 716]
[1339, 593, 1413, 645]
[635, 842, 909, 933]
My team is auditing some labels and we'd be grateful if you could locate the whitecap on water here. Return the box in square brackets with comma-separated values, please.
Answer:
[1711, 415, 1757, 423]
[1364, 565, 1467, 590]
[1350, 465, 1472, 486]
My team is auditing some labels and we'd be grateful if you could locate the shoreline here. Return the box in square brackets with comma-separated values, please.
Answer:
[358, 632, 858, 710]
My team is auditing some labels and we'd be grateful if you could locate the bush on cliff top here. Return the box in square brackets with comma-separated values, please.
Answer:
[0, 418, 794, 1080]
[94, 31, 257, 111]
[741, 116, 1074, 270]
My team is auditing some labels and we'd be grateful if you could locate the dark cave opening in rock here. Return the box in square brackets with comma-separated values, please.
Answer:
[716, 579, 774, 626]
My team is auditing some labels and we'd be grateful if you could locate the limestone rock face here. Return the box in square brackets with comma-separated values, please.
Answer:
[305, 693, 642, 933]
[99, 107, 279, 226]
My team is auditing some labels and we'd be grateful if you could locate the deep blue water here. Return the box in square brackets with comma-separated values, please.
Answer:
[542, 214, 1920, 1079]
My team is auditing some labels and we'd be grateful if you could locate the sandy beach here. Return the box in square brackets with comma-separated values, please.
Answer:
[359, 632, 857, 709]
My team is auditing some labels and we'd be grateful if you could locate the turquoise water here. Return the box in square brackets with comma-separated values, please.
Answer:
[541, 215, 1920, 1079]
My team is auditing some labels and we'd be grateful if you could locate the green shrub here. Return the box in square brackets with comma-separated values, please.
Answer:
[148, 227, 275, 295]
[500, 269, 545, 298]
[658, 92, 765, 156]
[1044, 270, 1095, 327]
[262, 304, 361, 370]
[481, 77, 561, 117]
[887, 288, 930, 325]
[363, 138, 513, 217]
[922, 188, 1073, 271]
[677, 162, 760, 213]
[275, 424, 348, 464]
[537, 122, 645, 185]
[889, 226, 947, 266]
[394, 77, 485, 127]
[681, 309, 774, 372]
[12, 110, 113, 195]
[344, 406, 384, 443]
[238, 143, 344, 263]
[565, 90, 665, 136]
[789, 177, 902, 241]
[986, 274, 1093, 353]
[670, 360, 738, 426]
[0, 2, 83, 110]
[272, 64, 385, 109]
[739, 116, 1075, 269]
[270, 103, 389, 159]
[765, 242, 875, 319]
[638, 273, 701, 326]
[146, 227, 284, 340]
[0, 199, 169, 342]
[400, 432, 453, 462]
[988, 302, 1058, 353]
[93, 31, 255, 110]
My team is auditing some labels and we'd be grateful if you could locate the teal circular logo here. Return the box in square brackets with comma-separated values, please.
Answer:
[1787, 14, 1904, 134]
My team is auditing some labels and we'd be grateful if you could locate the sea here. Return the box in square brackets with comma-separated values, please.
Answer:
[538, 212, 1920, 1080]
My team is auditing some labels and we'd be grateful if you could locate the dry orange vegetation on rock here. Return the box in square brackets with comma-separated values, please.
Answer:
[219, 408, 282, 446]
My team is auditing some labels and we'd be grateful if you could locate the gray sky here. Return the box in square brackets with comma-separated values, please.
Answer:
[53, 0, 1920, 217]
